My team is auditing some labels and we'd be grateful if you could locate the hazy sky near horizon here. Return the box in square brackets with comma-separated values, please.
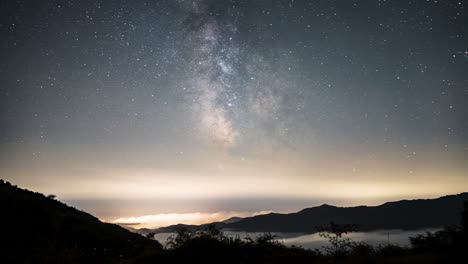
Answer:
[1, 0, 468, 227]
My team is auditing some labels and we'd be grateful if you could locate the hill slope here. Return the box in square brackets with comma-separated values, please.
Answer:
[0, 179, 163, 263]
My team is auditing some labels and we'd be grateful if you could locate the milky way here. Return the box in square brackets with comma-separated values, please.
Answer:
[174, 2, 300, 150]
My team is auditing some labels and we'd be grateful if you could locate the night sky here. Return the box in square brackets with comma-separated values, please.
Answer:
[1, 0, 468, 228]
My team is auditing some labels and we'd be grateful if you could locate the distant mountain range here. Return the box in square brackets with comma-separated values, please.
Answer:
[146, 193, 468, 234]
[222, 216, 244, 224]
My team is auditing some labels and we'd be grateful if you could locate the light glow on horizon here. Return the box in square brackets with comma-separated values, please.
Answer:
[112, 211, 272, 229]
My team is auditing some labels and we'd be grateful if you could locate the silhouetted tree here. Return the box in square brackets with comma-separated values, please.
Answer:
[145, 232, 156, 240]
[318, 221, 358, 255]
[166, 228, 193, 249]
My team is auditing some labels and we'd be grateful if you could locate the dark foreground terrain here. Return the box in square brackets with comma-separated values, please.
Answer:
[1, 179, 467, 264]
[0, 180, 163, 263]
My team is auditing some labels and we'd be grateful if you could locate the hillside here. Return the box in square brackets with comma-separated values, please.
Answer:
[0, 179, 163, 263]
[149, 193, 468, 233]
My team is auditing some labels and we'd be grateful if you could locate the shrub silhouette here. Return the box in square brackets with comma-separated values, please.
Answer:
[461, 201, 468, 232]
[164, 224, 319, 263]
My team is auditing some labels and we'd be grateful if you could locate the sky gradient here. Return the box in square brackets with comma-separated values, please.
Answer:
[1, 0, 467, 227]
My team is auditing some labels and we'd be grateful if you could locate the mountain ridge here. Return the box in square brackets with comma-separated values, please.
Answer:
[145, 192, 468, 234]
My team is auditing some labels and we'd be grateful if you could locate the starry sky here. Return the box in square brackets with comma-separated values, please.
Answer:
[1, 0, 468, 227]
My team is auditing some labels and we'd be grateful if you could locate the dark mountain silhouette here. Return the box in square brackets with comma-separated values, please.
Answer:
[0, 179, 163, 263]
[222, 216, 243, 224]
[148, 193, 468, 234]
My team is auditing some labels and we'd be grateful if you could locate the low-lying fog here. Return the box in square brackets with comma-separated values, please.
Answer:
[154, 228, 441, 250]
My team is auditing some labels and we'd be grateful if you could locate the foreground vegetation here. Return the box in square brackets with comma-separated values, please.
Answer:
[157, 214, 468, 264]
[2, 179, 467, 263]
